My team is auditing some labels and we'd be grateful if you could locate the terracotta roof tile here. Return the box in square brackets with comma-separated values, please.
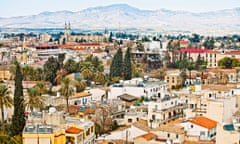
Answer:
[225, 50, 240, 55]
[73, 92, 91, 98]
[190, 116, 217, 129]
[208, 68, 236, 73]
[141, 132, 157, 140]
[65, 127, 82, 134]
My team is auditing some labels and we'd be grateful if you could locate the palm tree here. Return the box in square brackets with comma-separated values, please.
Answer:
[35, 81, 47, 96]
[55, 68, 68, 84]
[25, 87, 45, 112]
[159, 68, 166, 81]
[60, 77, 74, 113]
[81, 62, 94, 86]
[94, 72, 106, 85]
[0, 84, 13, 130]
[75, 78, 86, 92]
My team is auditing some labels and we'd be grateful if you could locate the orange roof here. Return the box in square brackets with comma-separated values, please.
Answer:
[72, 48, 87, 51]
[225, 51, 240, 55]
[22, 81, 49, 85]
[190, 116, 217, 129]
[74, 92, 91, 98]
[66, 127, 82, 134]
[141, 132, 157, 140]
[179, 40, 189, 45]
[208, 68, 236, 73]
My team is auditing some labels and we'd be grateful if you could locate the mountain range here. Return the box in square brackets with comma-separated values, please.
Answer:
[0, 4, 240, 34]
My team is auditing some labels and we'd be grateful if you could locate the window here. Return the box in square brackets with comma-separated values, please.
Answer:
[167, 133, 170, 138]
[200, 131, 205, 136]
[128, 119, 133, 123]
[191, 125, 194, 128]
[176, 134, 179, 139]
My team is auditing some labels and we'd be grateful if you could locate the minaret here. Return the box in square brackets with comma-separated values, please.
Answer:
[64, 22, 68, 34]
[68, 21, 71, 31]
[22, 37, 27, 64]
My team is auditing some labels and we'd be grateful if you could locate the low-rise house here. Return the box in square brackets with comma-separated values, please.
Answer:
[69, 92, 92, 105]
[151, 124, 185, 144]
[22, 108, 95, 144]
[0, 65, 11, 80]
[232, 109, 240, 131]
[124, 105, 148, 125]
[207, 68, 238, 84]
[99, 125, 148, 143]
[134, 132, 158, 144]
[180, 116, 217, 141]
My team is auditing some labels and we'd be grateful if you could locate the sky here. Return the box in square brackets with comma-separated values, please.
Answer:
[0, 0, 240, 17]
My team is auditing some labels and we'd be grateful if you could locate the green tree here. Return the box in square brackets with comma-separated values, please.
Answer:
[43, 57, 59, 85]
[58, 53, 65, 68]
[123, 47, 132, 80]
[60, 77, 74, 113]
[75, 79, 86, 92]
[187, 61, 195, 85]
[33, 67, 44, 81]
[25, 87, 45, 112]
[11, 61, 25, 136]
[94, 72, 106, 85]
[108, 32, 113, 42]
[218, 57, 240, 68]
[55, 68, 68, 85]
[109, 48, 123, 79]
[0, 84, 13, 131]
[80, 62, 94, 85]
[63, 59, 78, 74]
[35, 81, 48, 96]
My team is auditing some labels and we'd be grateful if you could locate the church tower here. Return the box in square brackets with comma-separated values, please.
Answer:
[64, 21, 71, 43]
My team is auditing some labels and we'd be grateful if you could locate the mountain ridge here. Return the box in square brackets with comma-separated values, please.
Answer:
[0, 4, 239, 34]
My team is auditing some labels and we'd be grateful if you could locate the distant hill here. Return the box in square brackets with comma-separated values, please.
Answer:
[0, 4, 239, 34]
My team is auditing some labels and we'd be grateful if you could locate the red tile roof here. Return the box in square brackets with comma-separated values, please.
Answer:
[190, 116, 217, 129]
[208, 68, 236, 73]
[225, 50, 240, 55]
[179, 40, 189, 45]
[141, 132, 157, 140]
[73, 92, 91, 98]
[180, 48, 210, 53]
[65, 127, 82, 134]
[22, 81, 49, 85]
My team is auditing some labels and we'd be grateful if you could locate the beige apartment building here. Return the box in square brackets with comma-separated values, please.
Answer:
[165, 70, 182, 89]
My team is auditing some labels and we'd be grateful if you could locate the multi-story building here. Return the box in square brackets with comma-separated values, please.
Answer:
[164, 70, 182, 89]
[146, 95, 183, 128]
[180, 48, 223, 68]
[109, 77, 168, 99]
[22, 108, 95, 144]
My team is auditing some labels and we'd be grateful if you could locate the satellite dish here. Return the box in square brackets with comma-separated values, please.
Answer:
[49, 107, 56, 113]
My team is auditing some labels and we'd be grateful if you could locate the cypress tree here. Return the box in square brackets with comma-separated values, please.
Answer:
[123, 47, 132, 80]
[109, 48, 123, 79]
[11, 61, 25, 136]
[43, 56, 59, 85]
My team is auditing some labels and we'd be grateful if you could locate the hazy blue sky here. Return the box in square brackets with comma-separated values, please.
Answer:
[1, 0, 239, 17]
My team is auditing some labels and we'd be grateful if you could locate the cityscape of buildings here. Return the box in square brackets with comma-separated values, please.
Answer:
[0, 2, 240, 144]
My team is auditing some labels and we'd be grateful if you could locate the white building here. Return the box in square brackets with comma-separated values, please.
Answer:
[109, 78, 168, 99]
[145, 95, 183, 128]
[180, 116, 217, 141]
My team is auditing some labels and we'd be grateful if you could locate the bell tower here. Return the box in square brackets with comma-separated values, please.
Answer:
[64, 21, 71, 43]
